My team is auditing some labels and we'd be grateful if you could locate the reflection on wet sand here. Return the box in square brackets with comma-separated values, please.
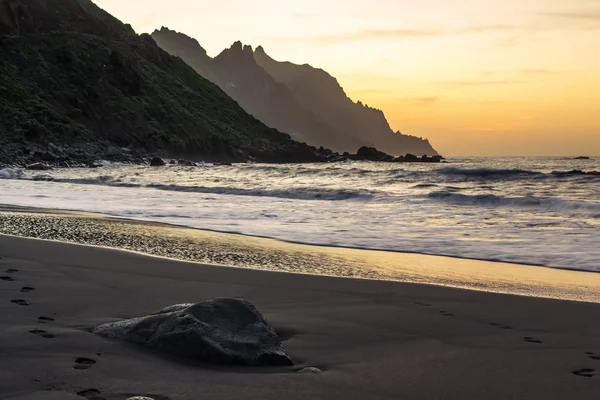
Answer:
[1, 206, 599, 303]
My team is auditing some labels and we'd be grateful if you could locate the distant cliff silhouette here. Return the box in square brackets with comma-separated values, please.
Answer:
[152, 28, 438, 156]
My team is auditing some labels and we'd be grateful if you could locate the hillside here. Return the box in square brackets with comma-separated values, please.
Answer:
[0, 0, 330, 166]
[254, 46, 438, 156]
[152, 28, 438, 156]
[152, 29, 363, 152]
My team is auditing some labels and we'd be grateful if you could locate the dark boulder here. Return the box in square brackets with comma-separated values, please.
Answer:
[149, 157, 166, 167]
[178, 159, 195, 166]
[405, 153, 418, 162]
[356, 146, 390, 161]
[92, 298, 293, 366]
[574, 156, 591, 160]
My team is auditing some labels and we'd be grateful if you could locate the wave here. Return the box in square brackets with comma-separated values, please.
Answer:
[146, 184, 374, 201]
[551, 169, 599, 177]
[436, 167, 543, 179]
[431, 167, 600, 183]
[428, 191, 600, 213]
[31, 176, 374, 201]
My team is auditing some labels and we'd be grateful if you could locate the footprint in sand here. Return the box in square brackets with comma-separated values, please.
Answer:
[74, 357, 97, 370]
[29, 329, 55, 339]
[490, 322, 513, 330]
[76, 388, 103, 398]
[573, 368, 596, 378]
[586, 352, 600, 361]
[38, 316, 55, 324]
[414, 301, 432, 307]
[440, 311, 454, 317]
[11, 299, 30, 306]
[6, 269, 18, 273]
[524, 336, 543, 344]
[1, 276, 15, 281]
[21, 286, 35, 293]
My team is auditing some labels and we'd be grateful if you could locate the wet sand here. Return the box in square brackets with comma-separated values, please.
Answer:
[1, 207, 600, 303]
[1, 222, 600, 399]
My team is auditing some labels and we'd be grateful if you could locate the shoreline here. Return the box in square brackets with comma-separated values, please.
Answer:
[2, 158, 598, 273]
[1, 205, 600, 303]
[0, 203, 559, 271]
[1, 234, 600, 399]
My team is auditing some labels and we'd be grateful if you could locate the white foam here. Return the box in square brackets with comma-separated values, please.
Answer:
[0, 157, 598, 272]
[0, 168, 24, 180]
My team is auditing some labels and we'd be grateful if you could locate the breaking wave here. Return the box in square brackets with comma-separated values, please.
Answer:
[436, 167, 543, 179]
[428, 191, 600, 213]
[28, 175, 374, 201]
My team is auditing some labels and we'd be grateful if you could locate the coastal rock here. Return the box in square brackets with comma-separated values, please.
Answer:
[92, 298, 293, 366]
[356, 146, 389, 161]
[149, 157, 166, 167]
[350, 147, 444, 163]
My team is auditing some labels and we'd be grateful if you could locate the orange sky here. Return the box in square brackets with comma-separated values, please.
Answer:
[95, 0, 600, 156]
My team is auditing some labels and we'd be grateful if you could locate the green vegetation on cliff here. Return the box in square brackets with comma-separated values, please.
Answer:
[0, 0, 325, 164]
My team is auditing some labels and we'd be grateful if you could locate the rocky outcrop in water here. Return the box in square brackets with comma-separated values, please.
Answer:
[92, 298, 293, 366]
[149, 157, 166, 167]
[351, 146, 443, 163]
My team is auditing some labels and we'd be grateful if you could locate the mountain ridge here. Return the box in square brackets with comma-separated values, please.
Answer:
[254, 45, 437, 156]
[152, 27, 438, 156]
[152, 27, 363, 152]
[0, 0, 332, 165]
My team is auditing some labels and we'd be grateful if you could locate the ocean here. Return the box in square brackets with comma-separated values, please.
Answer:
[1, 157, 598, 272]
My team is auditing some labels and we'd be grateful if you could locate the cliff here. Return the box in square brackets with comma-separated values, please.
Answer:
[152, 28, 362, 152]
[0, 0, 330, 165]
[152, 28, 438, 156]
[254, 46, 438, 156]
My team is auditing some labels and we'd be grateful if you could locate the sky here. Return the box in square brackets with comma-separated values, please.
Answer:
[95, 0, 600, 156]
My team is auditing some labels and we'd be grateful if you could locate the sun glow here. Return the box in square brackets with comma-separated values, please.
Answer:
[95, 0, 600, 156]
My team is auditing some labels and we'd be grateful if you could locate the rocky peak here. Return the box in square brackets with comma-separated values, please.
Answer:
[151, 26, 208, 57]
[255, 45, 266, 55]
[215, 40, 258, 66]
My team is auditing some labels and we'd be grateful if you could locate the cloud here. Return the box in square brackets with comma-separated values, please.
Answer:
[518, 68, 556, 75]
[266, 24, 518, 46]
[441, 80, 523, 87]
[541, 11, 600, 21]
[483, 68, 558, 76]
[538, 9, 600, 31]
[415, 97, 439, 104]
[455, 24, 516, 34]
[292, 12, 310, 19]
[466, 124, 515, 132]
[299, 28, 441, 45]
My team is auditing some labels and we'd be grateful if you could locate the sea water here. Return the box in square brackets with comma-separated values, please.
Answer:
[1, 157, 598, 271]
